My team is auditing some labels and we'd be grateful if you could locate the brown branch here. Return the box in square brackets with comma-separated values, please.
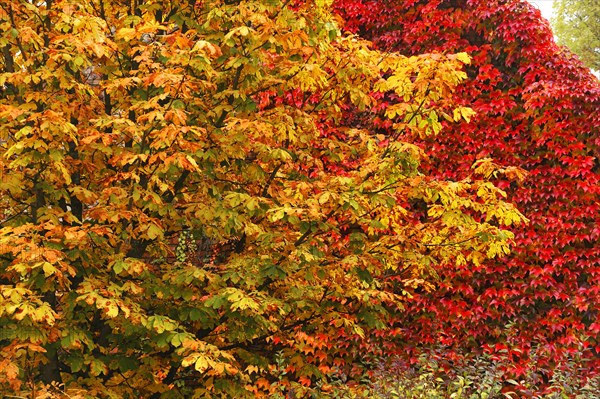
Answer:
[2, 3, 28, 63]
[261, 162, 282, 197]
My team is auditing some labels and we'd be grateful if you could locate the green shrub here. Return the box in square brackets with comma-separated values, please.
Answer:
[282, 352, 600, 399]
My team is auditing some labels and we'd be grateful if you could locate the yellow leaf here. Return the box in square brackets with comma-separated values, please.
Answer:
[318, 192, 331, 204]
[106, 302, 119, 318]
[116, 28, 136, 41]
[194, 356, 209, 373]
[181, 354, 199, 368]
[146, 223, 163, 240]
[451, 52, 471, 64]
[42, 262, 56, 277]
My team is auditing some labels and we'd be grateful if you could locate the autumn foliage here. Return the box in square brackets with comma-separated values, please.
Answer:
[335, 0, 600, 388]
[0, 0, 531, 397]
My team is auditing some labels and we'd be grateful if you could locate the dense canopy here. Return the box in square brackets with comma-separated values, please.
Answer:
[0, 0, 526, 397]
[335, 0, 600, 390]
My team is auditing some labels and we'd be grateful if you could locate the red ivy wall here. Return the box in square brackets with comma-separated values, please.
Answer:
[335, 0, 600, 382]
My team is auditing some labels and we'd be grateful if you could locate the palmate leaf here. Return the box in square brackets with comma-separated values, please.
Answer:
[335, 0, 600, 393]
[0, 0, 524, 397]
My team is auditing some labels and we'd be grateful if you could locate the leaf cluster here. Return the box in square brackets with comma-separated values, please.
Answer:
[0, 0, 525, 396]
